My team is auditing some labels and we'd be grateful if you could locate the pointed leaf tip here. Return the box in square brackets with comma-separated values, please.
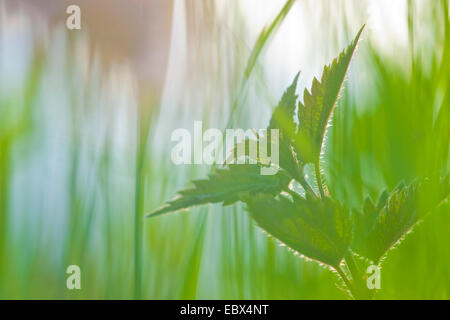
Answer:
[295, 25, 365, 165]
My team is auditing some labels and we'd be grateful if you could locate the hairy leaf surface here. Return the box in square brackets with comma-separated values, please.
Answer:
[147, 165, 290, 217]
[296, 26, 364, 164]
[228, 73, 302, 180]
[352, 177, 449, 263]
[268, 71, 299, 139]
[268, 72, 304, 180]
[247, 194, 352, 268]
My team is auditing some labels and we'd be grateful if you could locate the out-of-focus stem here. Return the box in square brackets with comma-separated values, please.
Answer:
[336, 266, 355, 299]
[134, 96, 153, 299]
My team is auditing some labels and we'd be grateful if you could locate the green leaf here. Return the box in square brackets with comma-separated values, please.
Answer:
[226, 0, 296, 128]
[246, 194, 352, 268]
[228, 73, 303, 181]
[243, 0, 297, 79]
[147, 165, 291, 217]
[296, 25, 364, 164]
[268, 73, 305, 181]
[268, 71, 300, 139]
[352, 177, 450, 263]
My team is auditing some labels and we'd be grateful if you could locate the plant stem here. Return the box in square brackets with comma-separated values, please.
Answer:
[134, 97, 152, 300]
[0, 152, 9, 297]
[336, 266, 355, 298]
[285, 187, 301, 200]
[345, 254, 363, 294]
[344, 253, 373, 300]
[314, 162, 325, 198]
[296, 176, 318, 199]
[134, 156, 143, 300]
[345, 253, 361, 284]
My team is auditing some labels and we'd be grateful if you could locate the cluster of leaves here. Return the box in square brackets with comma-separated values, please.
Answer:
[147, 25, 449, 299]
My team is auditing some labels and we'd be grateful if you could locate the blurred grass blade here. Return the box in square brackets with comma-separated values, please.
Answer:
[244, 0, 297, 79]
[226, 0, 296, 128]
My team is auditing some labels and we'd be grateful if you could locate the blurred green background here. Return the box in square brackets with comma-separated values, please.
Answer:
[0, 0, 448, 299]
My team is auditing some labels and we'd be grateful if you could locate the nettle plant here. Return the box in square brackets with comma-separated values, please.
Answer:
[148, 26, 449, 299]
